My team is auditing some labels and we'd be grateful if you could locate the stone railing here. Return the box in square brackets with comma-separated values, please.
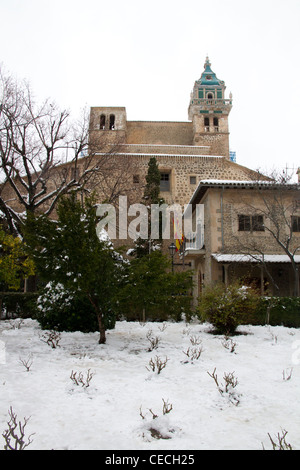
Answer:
[192, 99, 232, 107]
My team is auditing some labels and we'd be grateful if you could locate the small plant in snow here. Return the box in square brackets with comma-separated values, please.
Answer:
[9, 319, 24, 330]
[282, 368, 293, 381]
[19, 354, 33, 372]
[70, 369, 95, 389]
[207, 367, 240, 406]
[182, 345, 204, 363]
[182, 326, 192, 336]
[158, 322, 168, 332]
[221, 336, 237, 353]
[40, 330, 61, 349]
[146, 355, 169, 374]
[139, 399, 176, 440]
[189, 335, 202, 346]
[262, 429, 293, 450]
[2, 407, 35, 450]
[146, 329, 160, 351]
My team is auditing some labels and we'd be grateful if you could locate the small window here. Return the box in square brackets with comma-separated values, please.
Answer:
[109, 114, 115, 130]
[213, 117, 219, 132]
[238, 214, 264, 232]
[252, 215, 264, 231]
[133, 175, 140, 184]
[160, 173, 170, 192]
[292, 216, 300, 232]
[100, 114, 106, 130]
[204, 116, 210, 132]
[198, 88, 204, 99]
[190, 176, 196, 185]
[238, 215, 251, 232]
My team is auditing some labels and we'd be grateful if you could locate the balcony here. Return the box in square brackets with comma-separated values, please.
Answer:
[197, 98, 232, 107]
[184, 225, 205, 254]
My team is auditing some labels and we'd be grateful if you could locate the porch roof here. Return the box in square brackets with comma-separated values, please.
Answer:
[212, 253, 300, 264]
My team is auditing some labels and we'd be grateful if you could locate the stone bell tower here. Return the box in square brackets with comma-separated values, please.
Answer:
[188, 57, 232, 158]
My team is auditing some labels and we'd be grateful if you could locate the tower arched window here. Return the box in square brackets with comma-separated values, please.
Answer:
[213, 117, 219, 132]
[109, 114, 115, 130]
[100, 114, 106, 130]
[207, 93, 213, 101]
[204, 116, 210, 132]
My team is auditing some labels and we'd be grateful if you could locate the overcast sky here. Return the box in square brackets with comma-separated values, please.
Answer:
[1, 0, 300, 179]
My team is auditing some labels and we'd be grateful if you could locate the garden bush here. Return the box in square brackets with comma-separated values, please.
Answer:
[253, 296, 300, 328]
[0, 292, 39, 319]
[197, 282, 260, 334]
[36, 282, 115, 332]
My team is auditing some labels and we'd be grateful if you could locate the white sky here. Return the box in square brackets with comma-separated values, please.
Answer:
[1, 0, 300, 178]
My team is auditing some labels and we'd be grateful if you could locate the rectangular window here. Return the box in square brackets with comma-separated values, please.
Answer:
[160, 173, 170, 192]
[238, 215, 251, 231]
[292, 216, 300, 232]
[252, 215, 264, 231]
[238, 215, 264, 232]
[190, 176, 196, 185]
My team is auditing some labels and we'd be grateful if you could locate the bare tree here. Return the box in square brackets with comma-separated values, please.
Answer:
[0, 66, 141, 236]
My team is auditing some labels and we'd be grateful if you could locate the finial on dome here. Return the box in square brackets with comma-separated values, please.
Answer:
[205, 55, 211, 67]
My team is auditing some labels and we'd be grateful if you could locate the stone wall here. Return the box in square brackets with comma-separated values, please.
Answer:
[126, 121, 194, 146]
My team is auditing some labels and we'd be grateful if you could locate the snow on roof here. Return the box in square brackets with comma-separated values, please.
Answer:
[212, 253, 300, 263]
[200, 179, 274, 186]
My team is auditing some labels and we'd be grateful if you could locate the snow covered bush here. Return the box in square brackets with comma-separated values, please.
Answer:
[36, 282, 100, 333]
[197, 282, 259, 335]
[139, 399, 179, 441]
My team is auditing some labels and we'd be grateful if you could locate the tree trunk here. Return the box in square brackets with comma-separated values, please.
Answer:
[97, 313, 106, 344]
[294, 265, 299, 297]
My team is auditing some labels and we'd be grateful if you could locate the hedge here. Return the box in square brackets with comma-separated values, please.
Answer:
[246, 297, 300, 328]
[0, 292, 39, 320]
[1, 291, 300, 329]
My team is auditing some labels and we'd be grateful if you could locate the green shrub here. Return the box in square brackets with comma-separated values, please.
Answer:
[253, 297, 300, 328]
[36, 282, 115, 332]
[197, 282, 260, 334]
[0, 292, 39, 319]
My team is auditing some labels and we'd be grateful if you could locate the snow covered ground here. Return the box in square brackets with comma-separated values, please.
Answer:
[0, 318, 300, 450]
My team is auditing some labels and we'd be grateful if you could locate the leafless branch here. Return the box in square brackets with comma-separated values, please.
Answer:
[2, 406, 35, 450]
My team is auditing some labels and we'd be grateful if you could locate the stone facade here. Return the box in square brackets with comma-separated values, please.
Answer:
[185, 181, 300, 298]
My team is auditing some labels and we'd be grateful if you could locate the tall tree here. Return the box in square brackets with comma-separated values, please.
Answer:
[25, 194, 124, 344]
[133, 157, 165, 257]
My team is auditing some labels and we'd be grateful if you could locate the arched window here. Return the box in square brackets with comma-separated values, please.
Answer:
[213, 117, 219, 131]
[100, 114, 106, 130]
[207, 93, 213, 100]
[109, 114, 115, 130]
[204, 116, 210, 132]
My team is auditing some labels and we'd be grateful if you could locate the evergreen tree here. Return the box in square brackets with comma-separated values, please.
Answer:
[118, 250, 193, 322]
[133, 157, 165, 257]
[25, 194, 124, 343]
